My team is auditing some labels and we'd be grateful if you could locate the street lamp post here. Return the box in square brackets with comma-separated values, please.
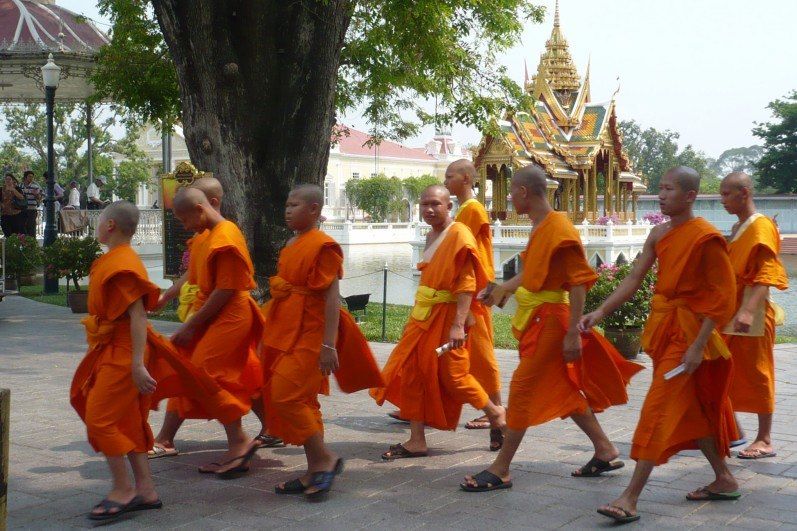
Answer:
[41, 53, 60, 294]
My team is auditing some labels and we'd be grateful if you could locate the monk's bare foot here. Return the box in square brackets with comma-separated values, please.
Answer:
[597, 499, 638, 521]
[148, 441, 178, 459]
[304, 454, 340, 496]
[277, 472, 313, 492]
[465, 414, 491, 429]
[486, 405, 506, 430]
[738, 440, 775, 458]
[462, 465, 511, 489]
[90, 487, 136, 517]
[134, 487, 160, 505]
[215, 439, 257, 475]
[397, 439, 428, 455]
[703, 474, 739, 495]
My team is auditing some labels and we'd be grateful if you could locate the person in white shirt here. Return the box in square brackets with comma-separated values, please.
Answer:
[86, 175, 109, 210]
[66, 180, 81, 209]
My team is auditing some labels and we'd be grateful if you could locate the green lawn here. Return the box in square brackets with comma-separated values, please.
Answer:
[15, 286, 797, 347]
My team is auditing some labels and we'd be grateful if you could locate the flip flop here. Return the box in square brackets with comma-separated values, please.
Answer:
[737, 449, 777, 460]
[216, 443, 259, 479]
[255, 434, 285, 449]
[304, 458, 344, 501]
[198, 462, 222, 474]
[686, 486, 742, 501]
[147, 444, 179, 459]
[465, 417, 491, 430]
[387, 411, 410, 423]
[275, 477, 309, 495]
[572, 456, 625, 477]
[729, 438, 748, 448]
[489, 428, 504, 451]
[381, 443, 428, 461]
[128, 496, 163, 512]
[87, 498, 135, 521]
[460, 470, 513, 492]
[597, 505, 641, 524]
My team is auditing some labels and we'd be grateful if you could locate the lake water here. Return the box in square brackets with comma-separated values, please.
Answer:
[340, 244, 797, 334]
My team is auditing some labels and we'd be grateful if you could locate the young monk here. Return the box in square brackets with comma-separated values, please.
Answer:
[444, 159, 504, 451]
[150, 177, 278, 459]
[70, 201, 165, 521]
[261, 184, 383, 500]
[164, 187, 265, 477]
[581, 166, 739, 524]
[372, 184, 506, 460]
[720, 171, 788, 459]
[461, 165, 643, 493]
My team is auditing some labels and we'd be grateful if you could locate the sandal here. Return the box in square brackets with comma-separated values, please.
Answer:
[215, 443, 259, 480]
[597, 505, 640, 524]
[275, 477, 308, 495]
[686, 486, 741, 501]
[387, 411, 410, 423]
[460, 470, 513, 492]
[381, 443, 428, 461]
[572, 456, 625, 477]
[128, 496, 163, 512]
[255, 434, 285, 449]
[465, 417, 491, 430]
[87, 498, 134, 521]
[147, 444, 179, 459]
[489, 428, 504, 451]
[737, 448, 776, 460]
[198, 462, 222, 474]
[304, 458, 344, 501]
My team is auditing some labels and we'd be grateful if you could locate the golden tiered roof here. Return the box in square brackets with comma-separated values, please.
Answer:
[530, 1, 581, 101]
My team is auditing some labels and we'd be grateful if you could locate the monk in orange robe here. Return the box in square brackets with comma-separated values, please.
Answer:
[162, 187, 265, 477]
[461, 166, 642, 494]
[261, 184, 382, 500]
[372, 184, 505, 460]
[444, 159, 504, 450]
[581, 167, 740, 524]
[720, 172, 788, 459]
[149, 177, 277, 459]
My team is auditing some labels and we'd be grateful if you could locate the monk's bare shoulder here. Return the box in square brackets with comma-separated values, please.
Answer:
[647, 222, 671, 248]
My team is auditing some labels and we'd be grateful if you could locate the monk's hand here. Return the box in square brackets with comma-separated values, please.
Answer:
[478, 284, 504, 307]
[733, 308, 753, 334]
[563, 329, 582, 362]
[171, 323, 196, 347]
[578, 309, 603, 332]
[319, 344, 339, 376]
[682, 343, 704, 374]
[132, 364, 157, 394]
[449, 322, 466, 349]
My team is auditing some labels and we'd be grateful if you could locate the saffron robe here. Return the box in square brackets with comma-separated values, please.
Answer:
[455, 198, 500, 395]
[70, 245, 242, 456]
[633, 217, 737, 464]
[506, 212, 643, 430]
[371, 222, 491, 431]
[261, 229, 383, 445]
[725, 214, 788, 414]
[169, 219, 264, 421]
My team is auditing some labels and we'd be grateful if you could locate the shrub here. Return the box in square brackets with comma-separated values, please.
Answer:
[4, 233, 42, 281]
[42, 236, 102, 291]
[642, 212, 669, 225]
[585, 263, 657, 329]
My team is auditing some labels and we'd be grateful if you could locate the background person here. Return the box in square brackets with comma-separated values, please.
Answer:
[1, 173, 25, 236]
[21, 170, 42, 236]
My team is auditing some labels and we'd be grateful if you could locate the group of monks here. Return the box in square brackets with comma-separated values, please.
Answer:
[68, 158, 787, 525]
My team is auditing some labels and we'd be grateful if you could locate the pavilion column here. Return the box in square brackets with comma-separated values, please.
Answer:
[86, 101, 93, 185]
[478, 166, 486, 204]
[632, 192, 638, 220]
[605, 154, 612, 216]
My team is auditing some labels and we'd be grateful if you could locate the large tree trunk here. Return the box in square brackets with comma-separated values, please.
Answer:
[151, 0, 352, 286]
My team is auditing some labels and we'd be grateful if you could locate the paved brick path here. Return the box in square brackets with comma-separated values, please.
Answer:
[2, 296, 796, 529]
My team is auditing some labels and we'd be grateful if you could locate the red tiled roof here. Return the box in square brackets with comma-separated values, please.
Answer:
[0, 0, 109, 53]
[334, 126, 437, 161]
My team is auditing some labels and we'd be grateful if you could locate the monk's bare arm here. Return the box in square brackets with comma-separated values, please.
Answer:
[579, 229, 659, 329]
[157, 272, 188, 309]
[563, 284, 586, 361]
[449, 292, 472, 348]
[682, 317, 716, 374]
[320, 277, 341, 376]
[479, 272, 522, 306]
[171, 288, 234, 346]
[129, 298, 156, 394]
[733, 284, 768, 333]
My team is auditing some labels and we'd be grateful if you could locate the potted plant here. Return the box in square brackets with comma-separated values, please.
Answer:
[4, 234, 42, 290]
[585, 263, 657, 359]
[42, 235, 102, 313]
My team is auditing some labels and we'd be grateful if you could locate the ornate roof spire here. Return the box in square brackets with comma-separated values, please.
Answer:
[531, 0, 581, 99]
[554, 0, 560, 28]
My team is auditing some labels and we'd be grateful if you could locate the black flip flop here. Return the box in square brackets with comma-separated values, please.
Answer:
[572, 456, 625, 477]
[275, 477, 308, 495]
[460, 470, 513, 492]
[489, 428, 504, 451]
[87, 498, 134, 521]
[128, 496, 163, 512]
[304, 458, 344, 502]
[255, 434, 285, 449]
[381, 443, 428, 461]
[387, 411, 410, 423]
[215, 443, 259, 479]
[597, 506, 641, 524]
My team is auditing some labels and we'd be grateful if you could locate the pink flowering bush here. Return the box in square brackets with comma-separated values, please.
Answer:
[179, 249, 190, 274]
[642, 212, 669, 225]
[595, 215, 620, 225]
[42, 236, 102, 291]
[585, 262, 657, 329]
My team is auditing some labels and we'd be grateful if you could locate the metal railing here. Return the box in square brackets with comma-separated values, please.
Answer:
[36, 208, 162, 245]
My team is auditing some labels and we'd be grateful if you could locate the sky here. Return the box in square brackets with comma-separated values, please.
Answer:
[46, 0, 797, 158]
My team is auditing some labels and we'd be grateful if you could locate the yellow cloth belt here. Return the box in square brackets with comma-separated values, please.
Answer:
[177, 282, 200, 322]
[771, 301, 786, 327]
[641, 294, 731, 360]
[411, 285, 455, 321]
[269, 276, 315, 300]
[81, 315, 117, 350]
[511, 287, 569, 334]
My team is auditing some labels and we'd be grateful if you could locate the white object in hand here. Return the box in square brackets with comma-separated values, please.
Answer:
[663, 363, 686, 380]
[435, 335, 467, 356]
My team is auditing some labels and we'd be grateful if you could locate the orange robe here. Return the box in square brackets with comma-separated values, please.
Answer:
[507, 212, 643, 431]
[168, 219, 264, 421]
[455, 198, 500, 395]
[70, 245, 242, 456]
[633, 218, 738, 465]
[261, 229, 383, 445]
[371, 222, 491, 431]
[724, 215, 788, 414]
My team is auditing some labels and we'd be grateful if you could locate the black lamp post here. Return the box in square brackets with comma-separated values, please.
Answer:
[41, 53, 60, 294]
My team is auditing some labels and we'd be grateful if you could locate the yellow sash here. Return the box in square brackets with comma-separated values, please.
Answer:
[411, 285, 455, 321]
[269, 276, 315, 299]
[641, 294, 731, 360]
[511, 287, 569, 336]
[177, 282, 200, 322]
[81, 315, 117, 350]
[771, 300, 786, 327]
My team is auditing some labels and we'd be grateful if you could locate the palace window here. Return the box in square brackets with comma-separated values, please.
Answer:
[351, 172, 360, 180]
[323, 180, 332, 206]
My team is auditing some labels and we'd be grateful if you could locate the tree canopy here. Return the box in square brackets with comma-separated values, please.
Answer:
[754, 90, 797, 193]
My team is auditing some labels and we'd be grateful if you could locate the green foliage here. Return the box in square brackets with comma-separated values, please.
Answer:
[710, 145, 764, 178]
[3, 233, 42, 280]
[92, 0, 544, 141]
[346, 174, 404, 222]
[0, 142, 38, 174]
[585, 263, 657, 330]
[754, 90, 797, 193]
[42, 236, 103, 291]
[402, 174, 441, 203]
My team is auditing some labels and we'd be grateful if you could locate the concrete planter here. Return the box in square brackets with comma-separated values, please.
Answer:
[603, 327, 643, 359]
[67, 291, 89, 314]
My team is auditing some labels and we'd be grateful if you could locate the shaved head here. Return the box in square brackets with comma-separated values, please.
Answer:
[102, 200, 139, 236]
[447, 159, 478, 182]
[666, 166, 700, 193]
[191, 176, 224, 202]
[722, 171, 753, 192]
[512, 165, 548, 197]
[421, 183, 450, 201]
[289, 183, 324, 205]
[173, 186, 209, 213]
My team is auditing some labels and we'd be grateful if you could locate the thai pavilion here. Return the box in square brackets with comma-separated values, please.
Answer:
[473, 1, 645, 223]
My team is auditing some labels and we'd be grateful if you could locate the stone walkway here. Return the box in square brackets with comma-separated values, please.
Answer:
[2, 296, 797, 529]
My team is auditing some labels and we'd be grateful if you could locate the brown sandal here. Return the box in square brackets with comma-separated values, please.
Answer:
[381, 443, 428, 461]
